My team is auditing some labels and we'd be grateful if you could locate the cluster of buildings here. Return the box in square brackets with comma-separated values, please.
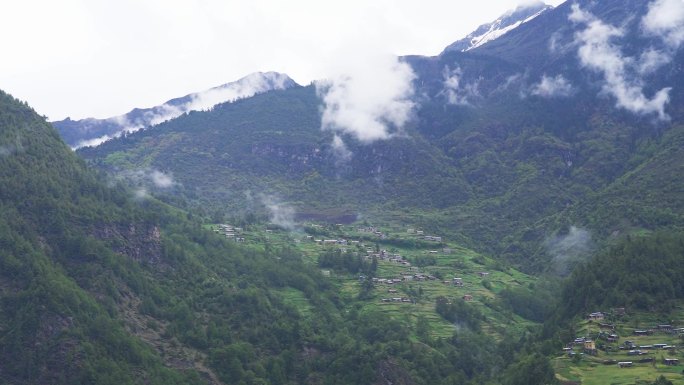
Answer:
[562, 310, 682, 368]
[380, 297, 413, 303]
[423, 235, 442, 242]
[407, 228, 443, 243]
[215, 224, 245, 242]
[356, 226, 387, 239]
[363, 249, 411, 266]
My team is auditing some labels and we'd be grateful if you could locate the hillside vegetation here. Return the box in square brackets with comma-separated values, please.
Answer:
[1, 89, 559, 385]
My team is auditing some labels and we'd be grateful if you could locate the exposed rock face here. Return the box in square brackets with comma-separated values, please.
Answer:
[93, 223, 162, 265]
[376, 360, 416, 385]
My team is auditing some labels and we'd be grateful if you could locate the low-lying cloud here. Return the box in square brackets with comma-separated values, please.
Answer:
[545, 226, 593, 276]
[532, 74, 574, 98]
[331, 134, 352, 165]
[115, 168, 178, 199]
[441, 66, 481, 105]
[148, 169, 175, 188]
[569, 4, 672, 120]
[642, 0, 684, 49]
[316, 50, 416, 144]
[0, 145, 17, 157]
[260, 194, 297, 231]
[0, 136, 24, 157]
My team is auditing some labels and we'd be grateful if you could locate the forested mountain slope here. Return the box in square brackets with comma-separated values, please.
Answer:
[1, 89, 553, 385]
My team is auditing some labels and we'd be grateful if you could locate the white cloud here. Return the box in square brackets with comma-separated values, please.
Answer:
[441, 66, 481, 105]
[316, 48, 416, 143]
[638, 48, 672, 74]
[0, 137, 24, 157]
[149, 170, 175, 188]
[0, 146, 13, 157]
[74, 134, 116, 149]
[570, 4, 672, 120]
[117, 168, 177, 192]
[260, 194, 297, 231]
[642, 0, 684, 49]
[143, 104, 185, 127]
[187, 72, 293, 112]
[133, 187, 149, 201]
[331, 134, 352, 164]
[531, 74, 574, 97]
[135, 72, 291, 132]
[545, 226, 593, 276]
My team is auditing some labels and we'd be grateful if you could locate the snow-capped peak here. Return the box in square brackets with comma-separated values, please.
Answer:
[442, 2, 553, 54]
[64, 72, 297, 149]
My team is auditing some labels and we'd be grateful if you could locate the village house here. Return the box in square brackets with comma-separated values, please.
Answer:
[463, 294, 473, 301]
[453, 277, 464, 286]
[657, 324, 673, 332]
[424, 235, 442, 242]
[663, 358, 680, 366]
[478, 272, 489, 278]
[588, 312, 604, 321]
[583, 340, 597, 355]
[617, 361, 633, 368]
[613, 307, 626, 316]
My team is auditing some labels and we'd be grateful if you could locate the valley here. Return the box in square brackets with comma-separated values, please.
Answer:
[212, 220, 541, 340]
[3, 0, 684, 384]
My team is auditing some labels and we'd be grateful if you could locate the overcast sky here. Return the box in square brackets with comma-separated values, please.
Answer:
[0, 0, 564, 121]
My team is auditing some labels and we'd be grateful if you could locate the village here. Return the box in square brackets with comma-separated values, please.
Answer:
[210, 220, 537, 340]
[554, 308, 684, 384]
[212, 220, 684, 383]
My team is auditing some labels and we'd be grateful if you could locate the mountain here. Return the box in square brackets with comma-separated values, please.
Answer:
[441, 1, 553, 53]
[53, 71, 297, 149]
[1, 88, 553, 385]
[76, 0, 684, 274]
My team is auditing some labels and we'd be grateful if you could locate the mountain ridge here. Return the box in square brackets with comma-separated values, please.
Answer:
[53, 71, 298, 149]
[441, 1, 554, 54]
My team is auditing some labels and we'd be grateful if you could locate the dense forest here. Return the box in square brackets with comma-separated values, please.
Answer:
[560, 231, 684, 317]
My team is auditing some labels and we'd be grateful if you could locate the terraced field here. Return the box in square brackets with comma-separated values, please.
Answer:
[554, 307, 684, 385]
[211, 222, 539, 340]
